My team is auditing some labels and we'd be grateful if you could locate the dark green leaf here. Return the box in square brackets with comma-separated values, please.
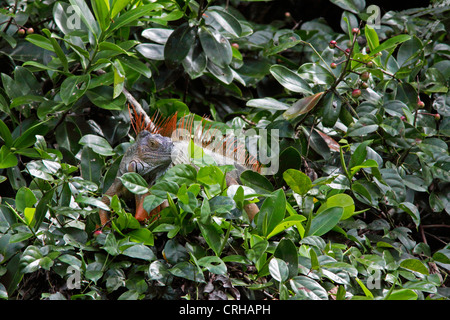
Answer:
[60, 75, 90, 105]
[164, 23, 197, 67]
[122, 244, 156, 261]
[256, 189, 286, 237]
[274, 239, 298, 279]
[199, 25, 232, 68]
[86, 86, 126, 110]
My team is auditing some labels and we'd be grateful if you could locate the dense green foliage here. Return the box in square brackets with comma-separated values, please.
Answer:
[0, 0, 449, 300]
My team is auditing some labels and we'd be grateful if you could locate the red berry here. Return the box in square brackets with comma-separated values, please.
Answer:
[231, 43, 239, 49]
[366, 61, 374, 68]
[434, 114, 441, 120]
[330, 62, 337, 69]
[93, 230, 103, 237]
[26, 27, 34, 34]
[360, 71, 370, 81]
[329, 40, 337, 49]
[18, 28, 25, 36]
[352, 28, 360, 35]
[285, 12, 291, 18]
[417, 100, 425, 108]
[345, 48, 351, 54]
[352, 89, 361, 98]
[400, 116, 406, 121]
[361, 82, 369, 89]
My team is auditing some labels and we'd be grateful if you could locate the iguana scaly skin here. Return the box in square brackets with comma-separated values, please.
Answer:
[98, 109, 260, 227]
[99, 130, 173, 226]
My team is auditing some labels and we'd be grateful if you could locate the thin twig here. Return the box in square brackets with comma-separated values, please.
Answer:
[96, 69, 156, 132]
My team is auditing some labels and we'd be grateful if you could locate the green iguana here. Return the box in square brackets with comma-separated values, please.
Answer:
[98, 106, 260, 227]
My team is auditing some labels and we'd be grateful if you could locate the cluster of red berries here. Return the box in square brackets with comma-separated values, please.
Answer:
[17, 27, 34, 36]
[399, 97, 440, 121]
[328, 28, 375, 99]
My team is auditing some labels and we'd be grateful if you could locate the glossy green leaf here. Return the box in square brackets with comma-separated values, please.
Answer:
[122, 243, 156, 261]
[108, 3, 163, 33]
[274, 239, 298, 279]
[240, 170, 274, 195]
[79, 134, 114, 156]
[198, 220, 223, 256]
[290, 276, 328, 300]
[12, 121, 49, 150]
[317, 194, 355, 220]
[266, 215, 306, 239]
[246, 97, 289, 111]
[60, 74, 90, 105]
[205, 9, 242, 37]
[0, 119, 13, 148]
[110, 0, 131, 18]
[86, 86, 126, 110]
[256, 189, 286, 237]
[329, 0, 363, 14]
[25, 34, 54, 52]
[321, 92, 341, 127]
[164, 23, 197, 67]
[112, 59, 125, 99]
[182, 41, 207, 79]
[69, 0, 100, 38]
[199, 26, 232, 68]
[400, 259, 429, 275]
[307, 207, 343, 236]
[365, 24, 379, 51]
[118, 55, 152, 78]
[369, 34, 412, 57]
[283, 169, 312, 196]
[0, 146, 18, 169]
[197, 256, 227, 275]
[15, 187, 37, 213]
[141, 28, 173, 44]
[91, 0, 110, 32]
[270, 65, 313, 95]
[269, 257, 289, 283]
[119, 172, 149, 195]
[385, 289, 418, 300]
[169, 261, 205, 283]
[33, 189, 55, 231]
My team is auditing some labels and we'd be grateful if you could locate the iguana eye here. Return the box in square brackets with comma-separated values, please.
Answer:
[148, 140, 159, 148]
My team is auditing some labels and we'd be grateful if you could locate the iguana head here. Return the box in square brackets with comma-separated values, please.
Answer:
[120, 130, 174, 178]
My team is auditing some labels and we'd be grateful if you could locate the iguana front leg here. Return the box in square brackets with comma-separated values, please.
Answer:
[98, 131, 173, 227]
[99, 178, 129, 227]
